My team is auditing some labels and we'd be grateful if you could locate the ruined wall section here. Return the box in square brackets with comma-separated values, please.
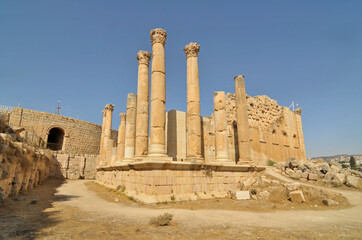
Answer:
[55, 153, 98, 179]
[7, 107, 117, 155]
[225, 94, 306, 164]
[0, 133, 62, 200]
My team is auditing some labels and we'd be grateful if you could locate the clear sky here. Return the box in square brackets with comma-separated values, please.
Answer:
[1, 0, 361, 158]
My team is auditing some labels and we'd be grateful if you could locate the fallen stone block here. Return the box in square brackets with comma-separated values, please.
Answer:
[284, 182, 300, 191]
[289, 190, 305, 203]
[259, 191, 270, 200]
[322, 199, 339, 206]
[301, 172, 309, 179]
[308, 173, 318, 181]
[231, 191, 250, 200]
[346, 176, 361, 189]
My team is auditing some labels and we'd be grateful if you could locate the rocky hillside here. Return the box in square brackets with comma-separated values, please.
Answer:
[0, 117, 62, 200]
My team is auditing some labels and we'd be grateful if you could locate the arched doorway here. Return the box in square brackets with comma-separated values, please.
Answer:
[46, 127, 65, 151]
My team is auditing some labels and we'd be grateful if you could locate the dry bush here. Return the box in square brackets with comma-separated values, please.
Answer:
[149, 213, 173, 226]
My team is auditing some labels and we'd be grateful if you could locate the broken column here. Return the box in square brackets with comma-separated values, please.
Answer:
[184, 42, 203, 162]
[116, 113, 126, 162]
[213, 91, 232, 164]
[148, 28, 168, 157]
[124, 93, 137, 161]
[104, 104, 114, 165]
[135, 51, 151, 158]
[234, 75, 252, 164]
[98, 109, 106, 166]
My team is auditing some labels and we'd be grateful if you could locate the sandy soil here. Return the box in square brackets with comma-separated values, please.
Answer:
[1, 172, 361, 240]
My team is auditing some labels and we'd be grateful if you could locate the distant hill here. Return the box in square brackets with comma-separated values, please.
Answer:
[312, 154, 362, 164]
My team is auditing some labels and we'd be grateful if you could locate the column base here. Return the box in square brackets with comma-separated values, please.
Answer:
[185, 156, 204, 164]
[237, 159, 253, 165]
[145, 155, 173, 162]
[148, 143, 167, 156]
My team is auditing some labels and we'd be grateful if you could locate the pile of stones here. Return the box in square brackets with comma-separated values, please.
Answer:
[274, 158, 362, 190]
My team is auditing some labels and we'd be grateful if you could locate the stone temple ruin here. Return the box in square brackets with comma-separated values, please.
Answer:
[96, 28, 306, 203]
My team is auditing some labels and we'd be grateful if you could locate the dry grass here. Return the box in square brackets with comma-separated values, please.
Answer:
[149, 213, 173, 226]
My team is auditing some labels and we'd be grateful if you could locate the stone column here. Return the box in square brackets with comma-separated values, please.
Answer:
[135, 51, 151, 158]
[234, 75, 252, 164]
[213, 91, 232, 164]
[98, 109, 106, 166]
[116, 113, 126, 162]
[124, 93, 137, 161]
[148, 28, 168, 156]
[104, 104, 114, 166]
[184, 42, 203, 162]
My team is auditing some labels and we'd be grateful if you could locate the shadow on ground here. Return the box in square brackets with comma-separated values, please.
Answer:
[0, 177, 77, 240]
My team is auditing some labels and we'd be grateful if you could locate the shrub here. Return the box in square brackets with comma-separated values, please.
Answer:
[149, 213, 173, 226]
[250, 189, 257, 195]
[267, 159, 276, 166]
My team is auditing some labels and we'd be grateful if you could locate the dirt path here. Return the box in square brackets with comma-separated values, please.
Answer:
[54, 179, 362, 229]
[1, 177, 362, 239]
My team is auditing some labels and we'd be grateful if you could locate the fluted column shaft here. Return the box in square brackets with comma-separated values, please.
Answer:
[98, 110, 106, 166]
[135, 51, 151, 157]
[124, 93, 137, 160]
[149, 28, 167, 156]
[213, 91, 231, 163]
[116, 113, 126, 162]
[104, 104, 114, 165]
[184, 42, 203, 161]
[234, 75, 252, 164]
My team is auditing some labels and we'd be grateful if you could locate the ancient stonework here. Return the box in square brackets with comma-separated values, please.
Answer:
[96, 28, 306, 203]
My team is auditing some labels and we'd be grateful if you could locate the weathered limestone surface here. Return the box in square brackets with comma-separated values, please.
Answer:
[5, 107, 117, 155]
[116, 113, 126, 162]
[213, 91, 233, 164]
[135, 51, 151, 157]
[167, 110, 187, 161]
[124, 94, 137, 161]
[184, 42, 203, 162]
[98, 110, 106, 166]
[55, 153, 98, 179]
[149, 28, 168, 156]
[103, 104, 115, 166]
[234, 75, 252, 164]
[0, 132, 61, 200]
[96, 162, 264, 204]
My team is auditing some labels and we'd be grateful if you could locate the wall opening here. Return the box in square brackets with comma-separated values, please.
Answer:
[47, 127, 64, 151]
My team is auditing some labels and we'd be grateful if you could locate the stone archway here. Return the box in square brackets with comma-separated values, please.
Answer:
[46, 127, 65, 151]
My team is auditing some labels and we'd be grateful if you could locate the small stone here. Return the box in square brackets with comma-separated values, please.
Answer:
[15, 196, 27, 201]
[285, 169, 294, 176]
[346, 176, 361, 189]
[243, 177, 256, 187]
[235, 191, 250, 200]
[290, 171, 301, 180]
[322, 199, 339, 206]
[259, 191, 270, 199]
[271, 180, 280, 186]
[301, 172, 309, 179]
[289, 190, 305, 203]
[284, 182, 300, 191]
[308, 173, 318, 181]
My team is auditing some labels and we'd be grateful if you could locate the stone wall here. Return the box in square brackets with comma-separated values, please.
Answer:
[55, 153, 98, 179]
[96, 162, 263, 203]
[6, 107, 117, 155]
[0, 133, 62, 200]
[166, 94, 306, 165]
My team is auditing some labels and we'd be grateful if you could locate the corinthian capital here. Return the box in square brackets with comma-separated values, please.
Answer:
[137, 51, 151, 66]
[150, 28, 167, 45]
[119, 113, 126, 121]
[184, 42, 200, 58]
[105, 104, 114, 111]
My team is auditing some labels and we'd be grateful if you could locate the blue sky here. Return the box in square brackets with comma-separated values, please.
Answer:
[1, 0, 361, 157]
